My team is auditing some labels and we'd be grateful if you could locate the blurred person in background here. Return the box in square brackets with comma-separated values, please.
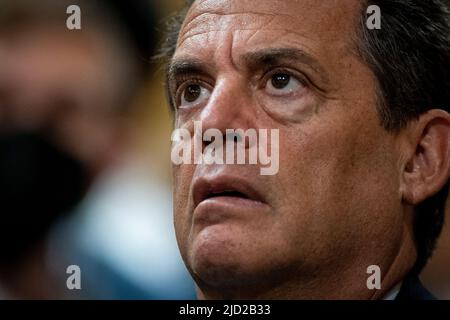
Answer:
[0, 0, 194, 299]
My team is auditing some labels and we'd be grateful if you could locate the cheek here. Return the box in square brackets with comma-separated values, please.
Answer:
[273, 116, 401, 247]
[173, 164, 196, 247]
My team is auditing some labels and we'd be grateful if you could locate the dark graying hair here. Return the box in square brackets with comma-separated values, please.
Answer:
[159, 0, 450, 274]
[358, 0, 450, 274]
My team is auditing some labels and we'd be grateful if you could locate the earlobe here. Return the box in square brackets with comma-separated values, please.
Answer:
[402, 110, 450, 205]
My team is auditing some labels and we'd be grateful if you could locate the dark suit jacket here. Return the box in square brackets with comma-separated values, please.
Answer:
[395, 275, 436, 300]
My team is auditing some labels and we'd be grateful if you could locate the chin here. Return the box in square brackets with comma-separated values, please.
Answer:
[187, 224, 260, 288]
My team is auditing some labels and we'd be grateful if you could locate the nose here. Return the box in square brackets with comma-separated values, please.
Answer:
[198, 75, 257, 150]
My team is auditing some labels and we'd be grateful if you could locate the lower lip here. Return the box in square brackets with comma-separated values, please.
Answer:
[193, 196, 268, 225]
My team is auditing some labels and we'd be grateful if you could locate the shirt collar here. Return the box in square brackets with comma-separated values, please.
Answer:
[383, 282, 402, 300]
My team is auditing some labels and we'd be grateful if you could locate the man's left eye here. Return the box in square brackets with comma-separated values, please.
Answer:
[265, 73, 303, 96]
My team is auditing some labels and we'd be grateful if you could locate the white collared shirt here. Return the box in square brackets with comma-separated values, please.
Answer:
[383, 282, 402, 300]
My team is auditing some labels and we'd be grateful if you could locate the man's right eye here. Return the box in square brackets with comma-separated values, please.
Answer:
[178, 83, 211, 108]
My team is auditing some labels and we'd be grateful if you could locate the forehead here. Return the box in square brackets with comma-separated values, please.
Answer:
[176, 0, 361, 59]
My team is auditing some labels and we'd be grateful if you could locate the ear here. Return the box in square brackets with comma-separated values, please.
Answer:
[402, 110, 450, 205]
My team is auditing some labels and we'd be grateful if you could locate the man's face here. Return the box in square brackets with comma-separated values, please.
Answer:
[171, 0, 407, 298]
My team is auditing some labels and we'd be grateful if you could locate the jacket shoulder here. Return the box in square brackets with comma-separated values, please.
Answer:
[395, 275, 436, 300]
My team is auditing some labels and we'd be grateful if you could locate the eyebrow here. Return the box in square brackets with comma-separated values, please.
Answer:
[243, 48, 325, 72]
[167, 59, 209, 85]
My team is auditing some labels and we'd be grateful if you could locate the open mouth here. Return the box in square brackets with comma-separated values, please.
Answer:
[193, 176, 265, 208]
[205, 190, 250, 200]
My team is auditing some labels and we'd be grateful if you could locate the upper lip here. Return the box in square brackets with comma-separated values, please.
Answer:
[192, 175, 266, 208]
